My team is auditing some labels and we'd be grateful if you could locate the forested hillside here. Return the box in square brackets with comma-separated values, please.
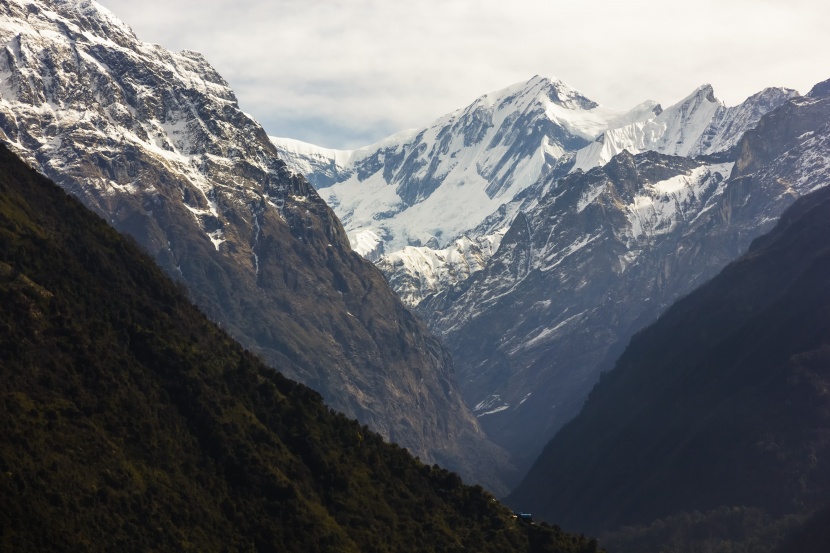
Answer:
[0, 143, 596, 553]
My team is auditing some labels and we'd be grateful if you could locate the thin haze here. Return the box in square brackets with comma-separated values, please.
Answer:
[100, 0, 828, 150]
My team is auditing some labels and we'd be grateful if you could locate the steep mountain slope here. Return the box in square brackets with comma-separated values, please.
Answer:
[273, 76, 660, 258]
[508, 168, 830, 536]
[0, 142, 598, 553]
[0, 0, 511, 491]
[773, 506, 830, 553]
[419, 84, 830, 465]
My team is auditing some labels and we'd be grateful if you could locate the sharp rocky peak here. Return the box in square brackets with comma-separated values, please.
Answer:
[666, 83, 723, 115]
[808, 77, 830, 99]
[698, 83, 718, 103]
[516, 75, 600, 111]
[470, 75, 591, 109]
[43, 0, 138, 44]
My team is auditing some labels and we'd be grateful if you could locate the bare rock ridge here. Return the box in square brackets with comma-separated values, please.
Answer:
[0, 0, 515, 493]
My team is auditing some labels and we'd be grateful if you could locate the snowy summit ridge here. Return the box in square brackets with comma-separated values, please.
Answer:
[273, 75, 659, 257]
[273, 76, 793, 307]
[569, 84, 798, 172]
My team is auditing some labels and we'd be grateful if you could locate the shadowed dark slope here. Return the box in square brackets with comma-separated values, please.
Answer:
[509, 180, 830, 535]
[0, 143, 595, 552]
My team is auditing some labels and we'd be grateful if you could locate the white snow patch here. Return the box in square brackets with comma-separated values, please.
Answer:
[477, 405, 510, 417]
[626, 164, 730, 243]
[349, 228, 384, 258]
[517, 393, 532, 407]
[207, 229, 225, 250]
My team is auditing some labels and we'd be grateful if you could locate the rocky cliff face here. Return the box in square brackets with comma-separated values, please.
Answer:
[0, 0, 514, 492]
[419, 86, 830, 465]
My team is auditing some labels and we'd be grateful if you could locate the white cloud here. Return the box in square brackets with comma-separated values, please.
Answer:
[100, 0, 829, 149]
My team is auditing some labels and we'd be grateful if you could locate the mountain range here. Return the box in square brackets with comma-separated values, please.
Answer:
[420, 80, 830, 464]
[273, 76, 658, 257]
[3, 7, 830, 548]
[0, 0, 513, 492]
[274, 72, 818, 466]
[272, 77, 795, 306]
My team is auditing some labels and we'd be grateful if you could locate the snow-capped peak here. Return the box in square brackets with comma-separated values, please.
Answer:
[271, 76, 796, 315]
[474, 75, 659, 142]
[570, 83, 797, 172]
[273, 75, 658, 255]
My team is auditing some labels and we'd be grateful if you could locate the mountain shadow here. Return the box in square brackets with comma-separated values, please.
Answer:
[508, 175, 830, 539]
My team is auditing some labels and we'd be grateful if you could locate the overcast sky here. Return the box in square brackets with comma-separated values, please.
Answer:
[99, 0, 828, 150]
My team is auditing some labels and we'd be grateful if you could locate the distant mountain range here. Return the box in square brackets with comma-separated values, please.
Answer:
[273, 72, 819, 467]
[272, 76, 661, 262]
[0, 0, 513, 493]
[272, 77, 795, 306]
